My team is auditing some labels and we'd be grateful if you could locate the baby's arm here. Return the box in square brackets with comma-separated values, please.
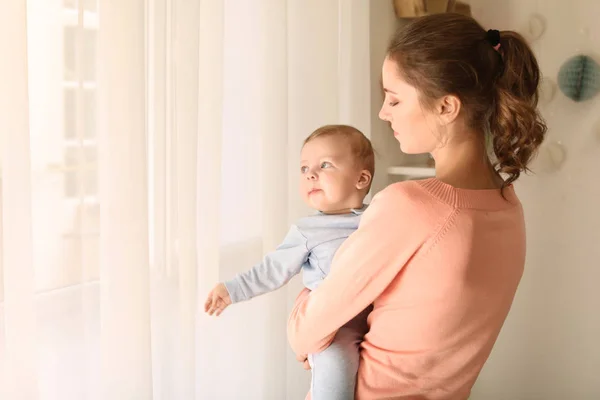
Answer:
[225, 225, 309, 302]
[204, 225, 309, 316]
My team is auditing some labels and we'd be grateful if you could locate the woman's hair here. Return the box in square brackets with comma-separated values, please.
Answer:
[386, 13, 547, 186]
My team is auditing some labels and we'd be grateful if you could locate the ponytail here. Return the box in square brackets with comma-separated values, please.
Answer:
[489, 31, 547, 186]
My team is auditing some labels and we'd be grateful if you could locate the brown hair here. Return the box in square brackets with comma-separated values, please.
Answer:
[387, 13, 547, 186]
[304, 124, 375, 192]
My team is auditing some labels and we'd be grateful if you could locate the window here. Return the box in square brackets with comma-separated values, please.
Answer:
[25, 0, 101, 294]
[62, 4, 98, 202]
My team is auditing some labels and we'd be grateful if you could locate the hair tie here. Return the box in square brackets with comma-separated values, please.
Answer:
[486, 29, 501, 51]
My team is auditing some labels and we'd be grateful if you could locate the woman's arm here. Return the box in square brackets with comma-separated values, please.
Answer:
[287, 183, 437, 355]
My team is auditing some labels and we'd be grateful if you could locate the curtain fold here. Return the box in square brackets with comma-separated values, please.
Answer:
[173, 0, 201, 397]
[194, 2, 223, 399]
[0, 1, 38, 399]
[97, 1, 152, 398]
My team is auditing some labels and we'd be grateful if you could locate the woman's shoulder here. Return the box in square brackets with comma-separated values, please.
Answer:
[365, 180, 454, 230]
[370, 180, 445, 210]
[374, 178, 521, 212]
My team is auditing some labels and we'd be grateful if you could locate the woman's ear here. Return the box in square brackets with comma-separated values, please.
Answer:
[437, 94, 461, 125]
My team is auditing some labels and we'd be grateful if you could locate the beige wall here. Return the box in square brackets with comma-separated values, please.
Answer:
[469, 1, 600, 398]
[369, 0, 399, 195]
[369, 1, 432, 196]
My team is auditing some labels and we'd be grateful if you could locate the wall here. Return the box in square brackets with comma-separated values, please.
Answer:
[369, 1, 431, 195]
[468, 1, 600, 399]
[369, 0, 399, 195]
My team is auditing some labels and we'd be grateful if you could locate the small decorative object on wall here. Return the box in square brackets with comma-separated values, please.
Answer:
[538, 78, 556, 106]
[594, 120, 600, 143]
[530, 141, 566, 173]
[521, 14, 546, 43]
[557, 55, 600, 102]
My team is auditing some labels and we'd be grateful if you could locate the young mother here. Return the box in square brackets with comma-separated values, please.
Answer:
[288, 13, 546, 400]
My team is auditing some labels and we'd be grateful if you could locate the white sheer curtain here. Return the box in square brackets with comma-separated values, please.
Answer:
[0, 0, 370, 399]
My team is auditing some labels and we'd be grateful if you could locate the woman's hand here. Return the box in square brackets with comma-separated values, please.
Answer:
[204, 283, 232, 316]
[296, 353, 311, 370]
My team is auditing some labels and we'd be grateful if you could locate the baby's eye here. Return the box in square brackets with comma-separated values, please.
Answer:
[300, 166, 308, 173]
[320, 162, 332, 169]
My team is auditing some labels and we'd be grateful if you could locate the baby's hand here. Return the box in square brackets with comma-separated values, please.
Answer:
[204, 283, 232, 316]
[296, 353, 311, 371]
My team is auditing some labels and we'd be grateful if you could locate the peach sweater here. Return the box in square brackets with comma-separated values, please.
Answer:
[288, 179, 526, 399]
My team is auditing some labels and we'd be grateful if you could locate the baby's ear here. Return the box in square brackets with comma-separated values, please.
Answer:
[356, 169, 372, 190]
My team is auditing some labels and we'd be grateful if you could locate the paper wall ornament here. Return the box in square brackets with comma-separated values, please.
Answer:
[594, 120, 600, 143]
[530, 141, 566, 173]
[521, 14, 546, 42]
[557, 55, 600, 102]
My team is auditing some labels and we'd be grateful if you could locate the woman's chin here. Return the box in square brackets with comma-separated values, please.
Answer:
[394, 135, 416, 154]
[399, 141, 430, 155]
[399, 142, 417, 154]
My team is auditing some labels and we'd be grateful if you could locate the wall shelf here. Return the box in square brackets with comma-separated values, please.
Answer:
[393, 0, 471, 19]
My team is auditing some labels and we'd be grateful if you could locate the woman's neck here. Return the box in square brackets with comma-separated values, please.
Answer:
[430, 132, 504, 190]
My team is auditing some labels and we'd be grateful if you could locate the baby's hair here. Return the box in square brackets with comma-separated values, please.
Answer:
[304, 125, 375, 184]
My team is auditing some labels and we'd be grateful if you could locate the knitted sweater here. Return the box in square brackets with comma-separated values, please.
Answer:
[288, 178, 525, 399]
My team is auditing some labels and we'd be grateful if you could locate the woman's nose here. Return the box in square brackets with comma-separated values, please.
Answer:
[378, 104, 389, 121]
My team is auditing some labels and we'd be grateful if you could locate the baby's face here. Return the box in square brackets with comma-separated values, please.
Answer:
[299, 136, 364, 213]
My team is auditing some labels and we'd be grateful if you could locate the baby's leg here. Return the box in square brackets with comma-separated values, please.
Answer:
[308, 308, 370, 400]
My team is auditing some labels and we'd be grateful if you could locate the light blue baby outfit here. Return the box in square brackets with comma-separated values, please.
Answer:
[224, 205, 370, 400]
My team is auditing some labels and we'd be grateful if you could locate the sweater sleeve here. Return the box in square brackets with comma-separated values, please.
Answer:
[224, 224, 309, 303]
[287, 184, 434, 355]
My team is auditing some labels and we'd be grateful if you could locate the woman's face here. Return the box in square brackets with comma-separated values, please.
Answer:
[378, 57, 443, 154]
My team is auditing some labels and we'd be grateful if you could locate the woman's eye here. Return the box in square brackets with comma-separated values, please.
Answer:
[320, 162, 332, 169]
[389, 101, 399, 107]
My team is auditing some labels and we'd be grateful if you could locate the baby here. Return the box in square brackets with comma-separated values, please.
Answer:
[204, 124, 375, 400]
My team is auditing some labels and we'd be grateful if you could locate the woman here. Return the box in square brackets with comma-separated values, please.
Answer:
[287, 13, 546, 400]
